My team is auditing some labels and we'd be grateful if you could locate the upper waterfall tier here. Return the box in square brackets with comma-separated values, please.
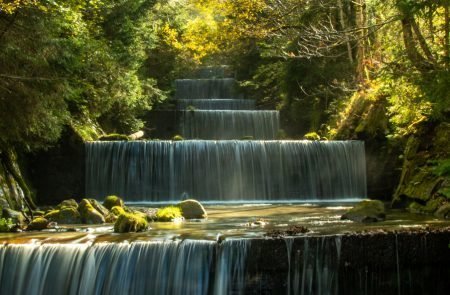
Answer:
[180, 110, 279, 139]
[175, 78, 238, 99]
[177, 99, 256, 110]
[85, 140, 367, 202]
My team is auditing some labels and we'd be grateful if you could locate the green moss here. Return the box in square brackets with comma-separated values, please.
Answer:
[56, 199, 78, 210]
[439, 188, 450, 199]
[44, 207, 81, 224]
[98, 134, 130, 141]
[172, 135, 184, 141]
[303, 132, 320, 141]
[103, 195, 124, 210]
[341, 200, 386, 223]
[155, 206, 183, 222]
[27, 217, 49, 231]
[433, 159, 450, 177]
[0, 218, 13, 232]
[79, 199, 105, 224]
[114, 212, 148, 233]
[186, 105, 196, 111]
[111, 206, 126, 216]
[408, 197, 445, 214]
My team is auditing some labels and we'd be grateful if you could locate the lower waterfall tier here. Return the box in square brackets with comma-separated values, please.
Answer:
[1, 231, 449, 295]
[85, 140, 366, 202]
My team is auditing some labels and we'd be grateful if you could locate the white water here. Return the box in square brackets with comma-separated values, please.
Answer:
[85, 140, 367, 202]
[177, 99, 256, 110]
[0, 240, 249, 295]
[180, 110, 280, 139]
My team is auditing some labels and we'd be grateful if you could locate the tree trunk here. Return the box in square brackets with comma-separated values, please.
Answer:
[355, 0, 368, 82]
[445, 3, 449, 68]
[338, 0, 353, 63]
[401, 17, 433, 71]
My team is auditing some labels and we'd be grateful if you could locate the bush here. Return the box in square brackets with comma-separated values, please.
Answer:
[0, 218, 13, 232]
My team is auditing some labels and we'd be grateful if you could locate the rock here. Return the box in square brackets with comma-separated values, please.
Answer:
[341, 200, 386, 223]
[32, 210, 45, 217]
[27, 217, 49, 230]
[178, 199, 207, 219]
[2, 208, 26, 226]
[103, 195, 124, 210]
[435, 203, 450, 219]
[78, 199, 105, 224]
[56, 199, 78, 210]
[98, 134, 130, 141]
[156, 206, 183, 222]
[113, 212, 148, 233]
[303, 132, 321, 141]
[88, 199, 109, 217]
[408, 197, 446, 215]
[44, 207, 81, 224]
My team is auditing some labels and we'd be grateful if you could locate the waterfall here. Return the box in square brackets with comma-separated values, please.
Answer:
[180, 110, 280, 139]
[177, 99, 256, 110]
[0, 240, 250, 295]
[174, 79, 238, 99]
[85, 140, 367, 202]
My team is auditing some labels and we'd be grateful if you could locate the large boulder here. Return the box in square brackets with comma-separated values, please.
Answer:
[114, 212, 148, 233]
[178, 199, 207, 219]
[103, 195, 124, 210]
[44, 207, 81, 224]
[88, 199, 109, 217]
[341, 200, 386, 223]
[78, 199, 105, 224]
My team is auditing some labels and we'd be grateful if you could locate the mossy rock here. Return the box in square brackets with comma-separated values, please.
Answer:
[172, 135, 184, 141]
[341, 200, 386, 223]
[240, 136, 254, 140]
[435, 203, 450, 219]
[56, 199, 78, 210]
[408, 197, 446, 215]
[88, 199, 109, 217]
[44, 207, 81, 224]
[32, 210, 45, 217]
[2, 208, 26, 226]
[98, 134, 130, 141]
[78, 199, 105, 224]
[103, 195, 124, 210]
[105, 206, 126, 223]
[303, 132, 320, 141]
[27, 217, 49, 231]
[155, 206, 183, 222]
[114, 212, 148, 233]
[178, 199, 207, 219]
[111, 206, 126, 216]
[403, 168, 442, 202]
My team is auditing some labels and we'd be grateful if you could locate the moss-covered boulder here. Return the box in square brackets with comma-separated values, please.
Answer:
[341, 200, 386, 223]
[44, 207, 81, 224]
[178, 199, 207, 219]
[2, 208, 26, 226]
[114, 212, 148, 233]
[27, 217, 49, 230]
[56, 199, 78, 210]
[155, 206, 183, 222]
[172, 135, 184, 141]
[103, 195, 124, 210]
[88, 199, 109, 217]
[78, 199, 105, 224]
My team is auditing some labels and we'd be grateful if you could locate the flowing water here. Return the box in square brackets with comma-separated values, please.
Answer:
[4, 68, 450, 294]
[85, 140, 366, 201]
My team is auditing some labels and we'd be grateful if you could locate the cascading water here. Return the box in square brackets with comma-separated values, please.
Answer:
[174, 79, 238, 99]
[85, 140, 366, 201]
[177, 99, 256, 110]
[0, 240, 249, 295]
[180, 110, 280, 139]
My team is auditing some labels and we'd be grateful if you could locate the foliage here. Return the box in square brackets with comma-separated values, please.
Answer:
[155, 206, 182, 222]
[0, 218, 14, 232]
[433, 159, 450, 177]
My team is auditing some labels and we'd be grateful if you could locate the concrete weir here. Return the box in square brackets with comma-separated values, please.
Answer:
[0, 229, 449, 295]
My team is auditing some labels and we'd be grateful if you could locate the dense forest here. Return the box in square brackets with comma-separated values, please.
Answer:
[0, 0, 449, 209]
